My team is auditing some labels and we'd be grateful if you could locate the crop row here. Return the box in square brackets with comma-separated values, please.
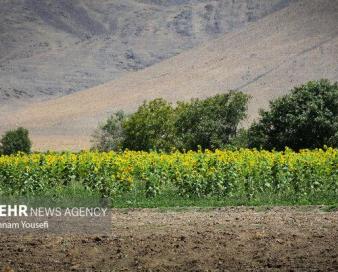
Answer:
[0, 149, 337, 201]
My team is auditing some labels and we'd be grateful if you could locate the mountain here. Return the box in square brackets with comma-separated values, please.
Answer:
[0, 0, 290, 103]
[1, 0, 337, 151]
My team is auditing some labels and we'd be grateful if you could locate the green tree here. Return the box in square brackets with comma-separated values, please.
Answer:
[0, 127, 32, 155]
[93, 92, 250, 152]
[248, 79, 338, 150]
[123, 98, 176, 151]
[91, 111, 126, 151]
[175, 92, 249, 150]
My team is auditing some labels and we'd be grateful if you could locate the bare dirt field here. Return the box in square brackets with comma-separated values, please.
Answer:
[0, 207, 337, 272]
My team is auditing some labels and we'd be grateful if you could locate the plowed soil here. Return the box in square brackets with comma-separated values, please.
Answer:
[1, 207, 337, 271]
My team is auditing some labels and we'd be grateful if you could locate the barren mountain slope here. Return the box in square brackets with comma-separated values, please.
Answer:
[1, 0, 338, 151]
[0, 0, 289, 103]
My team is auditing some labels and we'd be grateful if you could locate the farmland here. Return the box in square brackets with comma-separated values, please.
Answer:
[1, 0, 337, 270]
[1, 207, 337, 271]
[0, 148, 337, 206]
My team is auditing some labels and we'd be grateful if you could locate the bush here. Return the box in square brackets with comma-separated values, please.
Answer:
[227, 128, 249, 149]
[0, 127, 31, 155]
[175, 92, 249, 150]
[91, 111, 126, 151]
[248, 80, 338, 150]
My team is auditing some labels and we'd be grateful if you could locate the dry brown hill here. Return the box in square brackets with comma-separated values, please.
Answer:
[1, 0, 337, 151]
[0, 0, 288, 103]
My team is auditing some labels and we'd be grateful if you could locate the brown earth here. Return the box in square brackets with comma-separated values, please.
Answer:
[0, 206, 337, 271]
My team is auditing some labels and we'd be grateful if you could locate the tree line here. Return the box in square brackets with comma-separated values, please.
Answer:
[1, 79, 337, 155]
[92, 79, 338, 152]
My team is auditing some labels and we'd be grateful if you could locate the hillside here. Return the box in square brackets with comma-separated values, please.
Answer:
[1, 0, 338, 151]
[0, 0, 289, 103]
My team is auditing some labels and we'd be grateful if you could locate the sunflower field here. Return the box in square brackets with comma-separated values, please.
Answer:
[0, 148, 337, 203]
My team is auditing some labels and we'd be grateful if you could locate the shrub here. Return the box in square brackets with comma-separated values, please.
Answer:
[0, 127, 31, 155]
[248, 80, 338, 150]
[227, 128, 249, 149]
[91, 111, 126, 151]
